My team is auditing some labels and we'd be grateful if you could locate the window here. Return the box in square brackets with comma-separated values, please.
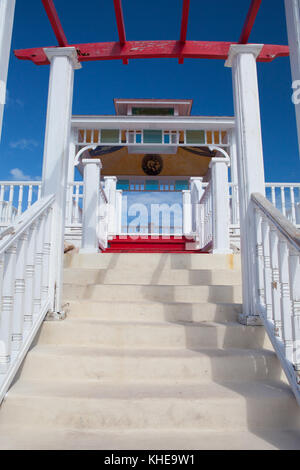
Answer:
[186, 130, 205, 144]
[145, 180, 159, 191]
[143, 130, 163, 144]
[132, 107, 174, 116]
[117, 180, 129, 191]
[101, 129, 120, 144]
[175, 180, 189, 191]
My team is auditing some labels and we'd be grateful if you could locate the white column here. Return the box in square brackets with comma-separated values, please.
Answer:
[284, 0, 300, 157]
[104, 176, 118, 237]
[209, 157, 231, 254]
[41, 47, 81, 313]
[182, 190, 192, 236]
[229, 130, 239, 226]
[80, 158, 102, 254]
[0, 0, 16, 141]
[189, 177, 204, 234]
[115, 189, 123, 235]
[226, 44, 266, 325]
[66, 127, 77, 226]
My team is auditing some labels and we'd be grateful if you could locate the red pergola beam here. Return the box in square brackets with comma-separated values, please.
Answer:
[239, 0, 262, 44]
[113, 0, 126, 45]
[113, 0, 128, 65]
[42, 0, 68, 47]
[14, 40, 289, 65]
[180, 0, 190, 43]
[179, 0, 191, 64]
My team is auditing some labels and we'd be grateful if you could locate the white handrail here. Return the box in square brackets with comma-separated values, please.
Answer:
[251, 192, 300, 405]
[0, 194, 55, 404]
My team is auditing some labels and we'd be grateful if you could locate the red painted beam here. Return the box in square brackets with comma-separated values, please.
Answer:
[113, 0, 128, 65]
[179, 0, 191, 64]
[42, 0, 68, 47]
[180, 0, 190, 43]
[14, 40, 289, 65]
[113, 0, 126, 44]
[239, 0, 262, 44]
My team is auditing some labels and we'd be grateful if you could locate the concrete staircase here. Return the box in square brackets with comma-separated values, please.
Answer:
[0, 252, 299, 450]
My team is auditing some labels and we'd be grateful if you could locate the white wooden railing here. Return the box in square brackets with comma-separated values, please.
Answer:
[251, 192, 300, 405]
[198, 182, 212, 250]
[0, 181, 299, 242]
[0, 194, 55, 403]
[98, 182, 109, 250]
[0, 182, 42, 228]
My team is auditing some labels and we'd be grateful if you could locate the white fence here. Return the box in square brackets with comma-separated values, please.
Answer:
[251, 193, 300, 405]
[0, 194, 55, 403]
[0, 181, 299, 241]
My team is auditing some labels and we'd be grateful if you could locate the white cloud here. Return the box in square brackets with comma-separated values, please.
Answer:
[10, 168, 32, 181]
[6, 89, 24, 108]
[9, 139, 39, 150]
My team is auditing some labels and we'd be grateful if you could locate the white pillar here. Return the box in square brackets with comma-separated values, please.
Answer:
[41, 47, 81, 313]
[115, 189, 123, 235]
[284, 0, 300, 157]
[0, 0, 16, 141]
[80, 158, 102, 254]
[229, 130, 239, 226]
[66, 128, 77, 226]
[226, 44, 266, 325]
[209, 157, 231, 254]
[182, 190, 192, 236]
[189, 177, 204, 234]
[104, 176, 118, 237]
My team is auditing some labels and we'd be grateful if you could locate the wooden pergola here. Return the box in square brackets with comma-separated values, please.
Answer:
[14, 0, 289, 65]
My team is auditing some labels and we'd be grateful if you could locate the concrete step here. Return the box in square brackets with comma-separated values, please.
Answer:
[64, 252, 241, 271]
[63, 268, 242, 286]
[18, 345, 285, 383]
[1, 381, 299, 431]
[36, 319, 271, 349]
[66, 300, 242, 323]
[63, 284, 243, 304]
[1, 427, 299, 450]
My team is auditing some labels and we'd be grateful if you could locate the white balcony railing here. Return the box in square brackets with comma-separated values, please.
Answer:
[0, 181, 299, 243]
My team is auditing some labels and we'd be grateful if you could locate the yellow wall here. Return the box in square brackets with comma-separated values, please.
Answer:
[88, 147, 212, 177]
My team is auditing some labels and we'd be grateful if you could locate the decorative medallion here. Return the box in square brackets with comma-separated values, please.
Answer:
[142, 155, 163, 176]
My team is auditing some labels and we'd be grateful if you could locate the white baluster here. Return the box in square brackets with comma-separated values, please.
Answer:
[17, 185, 23, 216]
[289, 250, 300, 378]
[278, 238, 293, 363]
[28, 185, 33, 209]
[24, 223, 37, 328]
[7, 184, 14, 223]
[12, 232, 28, 351]
[37, 184, 42, 201]
[254, 208, 265, 310]
[33, 216, 45, 317]
[271, 186, 276, 207]
[261, 217, 273, 321]
[281, 186, 286, 216]
[41, 208, 52, 303]
[0, 243, 17, 373]
[269, 227, 282, 338]
[290, 187, 296, 225]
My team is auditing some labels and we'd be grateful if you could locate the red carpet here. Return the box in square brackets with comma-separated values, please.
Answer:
[103, 236, 203, 253]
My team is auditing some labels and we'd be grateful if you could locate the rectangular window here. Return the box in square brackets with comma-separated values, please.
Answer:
[186, 130, 205, 145]
[143, 130, 163, 144]
[101, 129, 120, 144]
[175, 180, 189, 191]
[117, 180, 129, 191]
[132, 107, 174, 116]
[145, 180, 159, 191]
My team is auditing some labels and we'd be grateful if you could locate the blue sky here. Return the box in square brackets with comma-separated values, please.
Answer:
[0, 0, 299, 183]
